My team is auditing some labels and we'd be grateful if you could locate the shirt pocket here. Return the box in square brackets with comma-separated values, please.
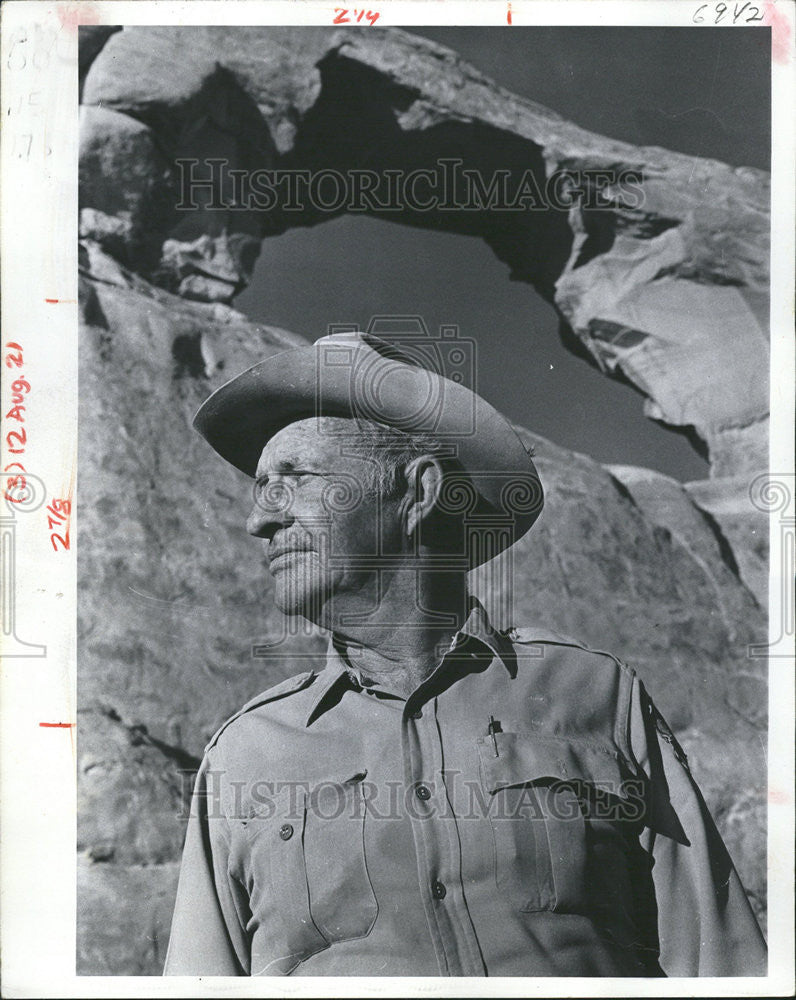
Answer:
[243, 773, 377, 974]
[303, 774, 379, 943]
[477, 733, 640, 915]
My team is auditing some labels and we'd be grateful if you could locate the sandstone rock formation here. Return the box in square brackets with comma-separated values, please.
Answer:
[81, 24, 769, 477]
[77, 26, 769, 974]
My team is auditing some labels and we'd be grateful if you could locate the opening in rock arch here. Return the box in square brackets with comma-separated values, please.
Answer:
[236, 214, 710, 482]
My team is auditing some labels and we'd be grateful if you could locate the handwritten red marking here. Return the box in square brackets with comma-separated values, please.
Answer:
[333, 7, 379, 25]
[44, 298, 76, 304]
[39, 722, 74, 728]
[45, 298, 59, 303]
[48, 494, 72, 552]
[507, 2, 512, 24]
[764, 2, 792, 64]
[4, 342, 30, 503]
[57, 3, 101, 31]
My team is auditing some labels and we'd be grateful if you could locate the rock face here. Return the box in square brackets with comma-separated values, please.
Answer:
[80, 24, 769, 476]
[77, 26, 769, 975]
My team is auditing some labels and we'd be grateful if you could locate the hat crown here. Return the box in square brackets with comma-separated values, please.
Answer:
[315, 331, 430, 371]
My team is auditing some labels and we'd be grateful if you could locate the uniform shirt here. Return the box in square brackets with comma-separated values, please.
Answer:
[164, 600, 766, 977]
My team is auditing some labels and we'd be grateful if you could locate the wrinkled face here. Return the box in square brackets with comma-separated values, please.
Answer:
[247, 418, 404, 623]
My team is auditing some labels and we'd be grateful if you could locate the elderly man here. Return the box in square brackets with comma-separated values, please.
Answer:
[165, 332, 766, 978]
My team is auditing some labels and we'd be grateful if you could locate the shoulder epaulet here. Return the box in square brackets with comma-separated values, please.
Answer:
[503, 625, 591, 648]
[503, 626, 634, 672]
[204, 670, 316, 753]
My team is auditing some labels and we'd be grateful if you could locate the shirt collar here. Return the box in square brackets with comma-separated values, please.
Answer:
[304, 596, 516, 726]
[458, 595, 517, 677]
[304, 641, 365, 727]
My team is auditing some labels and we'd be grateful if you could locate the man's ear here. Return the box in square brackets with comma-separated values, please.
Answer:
[401, 456, 444, 539]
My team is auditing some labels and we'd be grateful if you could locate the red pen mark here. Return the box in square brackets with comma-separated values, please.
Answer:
[40, 721, 76, 754]
[48, 486, 73, 552]
[769, 786, 790, 804]
[4, 342, 30, 504]
[333, 8, 380, 25]
[57, 2, 101, 31]
[44, 299, 76, 304]
[764, 2, 792, 65]
[45, 298, 59, 303]
[507, 2, 512, 25]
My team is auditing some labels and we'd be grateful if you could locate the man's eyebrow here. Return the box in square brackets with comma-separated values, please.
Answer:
[256, 458, 325, 482]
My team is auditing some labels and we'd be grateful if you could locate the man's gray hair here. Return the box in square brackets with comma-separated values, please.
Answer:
[353, 420, 450, 496]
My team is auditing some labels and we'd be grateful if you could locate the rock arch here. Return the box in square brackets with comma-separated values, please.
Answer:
[80, 25, 769, 476]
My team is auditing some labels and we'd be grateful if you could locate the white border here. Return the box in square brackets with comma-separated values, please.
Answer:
[1, 1, 793, 997]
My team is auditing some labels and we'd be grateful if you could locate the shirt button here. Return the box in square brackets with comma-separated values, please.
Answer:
[279, 823, 294, 841]
[431, 879, 447, 899]
[415, 784, 432, 801]
[409, 709, 422, 720]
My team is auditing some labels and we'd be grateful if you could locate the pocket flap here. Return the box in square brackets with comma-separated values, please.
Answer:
[477, 732, 635, 800]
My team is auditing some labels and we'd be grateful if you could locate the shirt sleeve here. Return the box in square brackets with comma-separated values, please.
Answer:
[163, 751, 251, 975]
[628, 675, 767, 977]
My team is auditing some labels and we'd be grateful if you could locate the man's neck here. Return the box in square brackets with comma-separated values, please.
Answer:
[328, 570, 469, 699]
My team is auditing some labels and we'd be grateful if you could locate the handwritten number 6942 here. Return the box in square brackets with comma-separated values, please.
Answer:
[692, 2, 764, 22]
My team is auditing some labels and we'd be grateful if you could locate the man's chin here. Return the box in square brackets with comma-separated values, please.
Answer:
[272, 583, 327, 624]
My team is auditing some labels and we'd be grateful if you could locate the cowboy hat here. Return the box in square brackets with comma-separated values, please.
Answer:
[193, 331, 543, 562]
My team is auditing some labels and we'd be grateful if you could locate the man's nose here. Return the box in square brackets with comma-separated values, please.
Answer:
[247, 482, 295, 538]
[246, 503, 294, 539]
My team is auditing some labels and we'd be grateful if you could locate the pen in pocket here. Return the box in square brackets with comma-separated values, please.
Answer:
[487, 715, 500, 757]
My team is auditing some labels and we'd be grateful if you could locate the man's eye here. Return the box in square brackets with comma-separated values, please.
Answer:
[288, 470, 327, 484]
[279, 471, 311, 488]
[254, 478, 292, 507]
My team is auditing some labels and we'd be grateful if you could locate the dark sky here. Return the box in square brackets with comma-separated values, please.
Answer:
[236, 28, 770, 482]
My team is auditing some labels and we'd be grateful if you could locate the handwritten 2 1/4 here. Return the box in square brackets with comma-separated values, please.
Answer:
[333, 9, 380, 25]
